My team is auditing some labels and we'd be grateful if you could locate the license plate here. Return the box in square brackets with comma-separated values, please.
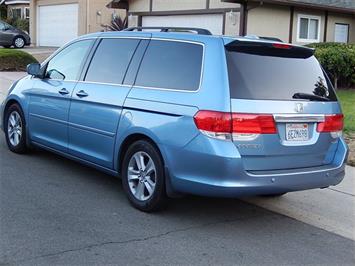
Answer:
[286, 123, 309, 141]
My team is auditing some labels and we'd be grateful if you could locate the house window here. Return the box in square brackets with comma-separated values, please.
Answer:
[25, 7, 30, 19]
[11, 8, 22, 19]
[297, 14, 321, 43]
[334, 23, 349, 43]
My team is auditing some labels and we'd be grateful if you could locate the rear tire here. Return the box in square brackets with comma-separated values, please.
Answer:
[122, 140, 167, 212]
[4, 103, 28, 154]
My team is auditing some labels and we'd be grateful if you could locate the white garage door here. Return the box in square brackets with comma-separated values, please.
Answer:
[142, 14, 224, 35]
[37, 4, 78, 47]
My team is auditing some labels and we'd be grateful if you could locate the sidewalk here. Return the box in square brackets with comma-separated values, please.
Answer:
[244, 166, 354, 241]
[0, 71, 354, 241]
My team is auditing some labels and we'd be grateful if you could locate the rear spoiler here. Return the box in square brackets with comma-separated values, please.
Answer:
[225, 40, 315, 59]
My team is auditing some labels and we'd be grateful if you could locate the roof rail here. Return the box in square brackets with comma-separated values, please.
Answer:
[124, 27, 212, 35]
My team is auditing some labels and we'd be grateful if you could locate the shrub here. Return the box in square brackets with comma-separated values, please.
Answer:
[5, 18, 29, 33]
[102, 15, 127, 31]
[306, 43, 355, 89]
[0, 49, 38, 71]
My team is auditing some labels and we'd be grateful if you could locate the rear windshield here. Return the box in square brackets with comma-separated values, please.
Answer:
[226, 51, 337, 101]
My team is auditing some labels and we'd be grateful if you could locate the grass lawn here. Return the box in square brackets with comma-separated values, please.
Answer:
[0, 48, 38, 71]
[337, 90, 355, 134]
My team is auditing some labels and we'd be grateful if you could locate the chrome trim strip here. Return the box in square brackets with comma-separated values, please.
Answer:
[29, 113, 66, 125]
[76, 80, 128, 87]
[30, 113, 115, 137]
[273, 114, 325, 123]
[246, 152, 346, 177]
[68, 122, 115, 137]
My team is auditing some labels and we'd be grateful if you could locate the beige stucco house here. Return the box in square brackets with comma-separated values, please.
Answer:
[120, 0, 354, 44]
[30, 0, 354, 47]
[29, 0, 125, 46]
[230, 0, 355, 44]
[0, 0, 29, 20]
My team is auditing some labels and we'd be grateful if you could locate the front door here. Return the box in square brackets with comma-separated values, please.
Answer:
[68, 38, 142, 168]
[28, 39, 94, 152]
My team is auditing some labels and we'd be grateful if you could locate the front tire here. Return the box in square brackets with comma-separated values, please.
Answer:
[4, 104, 28, 154]
[13, 37, 25, 49]
[122, 140, 167, 212]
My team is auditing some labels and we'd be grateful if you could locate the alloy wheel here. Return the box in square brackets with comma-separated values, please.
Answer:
[127, 151, 157, 201]
[14, 38, 25, 48]
[7, 111, 22, 146]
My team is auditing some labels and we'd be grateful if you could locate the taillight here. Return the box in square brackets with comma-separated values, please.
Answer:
[317, 114, 344, 133]
[232, 113, 276, 134]
[193, 111, 232, 140]
[194, 111, 277, 140]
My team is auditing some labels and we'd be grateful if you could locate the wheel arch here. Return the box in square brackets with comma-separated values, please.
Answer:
[3, 99, 22, 129]
[118, 133, 164, 175]
[117, 132, 181, 198]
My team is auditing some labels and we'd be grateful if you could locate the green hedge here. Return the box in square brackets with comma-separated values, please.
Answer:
[0, 49, 38, 71]
[306, 42, 355, 89]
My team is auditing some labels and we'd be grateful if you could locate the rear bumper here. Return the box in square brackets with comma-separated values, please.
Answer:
[165, 135, 348, 197]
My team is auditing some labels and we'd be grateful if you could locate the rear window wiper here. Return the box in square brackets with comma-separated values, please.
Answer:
[292, 92, 330, 102]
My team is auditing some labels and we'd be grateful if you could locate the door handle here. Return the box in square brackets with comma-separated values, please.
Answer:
[58, 88, 69, 95]
[76, 90, 88, 98]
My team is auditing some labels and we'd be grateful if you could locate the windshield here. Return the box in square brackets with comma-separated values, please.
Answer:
[226, 51, 337, 101]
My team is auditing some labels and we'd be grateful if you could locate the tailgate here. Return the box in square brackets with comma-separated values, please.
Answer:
[225, 40, 343, 171]
[230, 99, 342, 171]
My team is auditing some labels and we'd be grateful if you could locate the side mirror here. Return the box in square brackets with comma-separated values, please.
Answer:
[26, 63, 41, 76]
[47, 69, 65, 80]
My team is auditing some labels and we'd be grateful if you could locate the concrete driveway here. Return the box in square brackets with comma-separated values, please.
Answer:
[0, 72, 354, 265]
[0, 136, 354, 265]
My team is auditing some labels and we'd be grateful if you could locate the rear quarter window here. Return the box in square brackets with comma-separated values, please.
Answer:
[135, 40, 203, 91]
[226, 50, 337, 101]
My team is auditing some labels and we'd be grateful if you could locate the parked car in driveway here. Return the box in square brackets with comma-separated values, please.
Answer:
[0, 27, 348, 212]
[0, 20, 31, 48]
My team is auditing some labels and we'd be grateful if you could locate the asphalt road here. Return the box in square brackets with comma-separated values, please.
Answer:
[0, 134, 354, 265]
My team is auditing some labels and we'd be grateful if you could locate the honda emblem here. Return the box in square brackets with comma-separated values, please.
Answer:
[295, 103, 304, 113]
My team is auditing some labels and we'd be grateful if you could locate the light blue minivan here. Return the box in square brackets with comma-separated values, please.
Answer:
[1, 28, 348, 211]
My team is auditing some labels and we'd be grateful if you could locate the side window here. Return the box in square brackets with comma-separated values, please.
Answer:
[0, 22, 5, 30]
[45, 40, 93, 81]
[135, 40, 203, 91]
[85, 38, 140, 84]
